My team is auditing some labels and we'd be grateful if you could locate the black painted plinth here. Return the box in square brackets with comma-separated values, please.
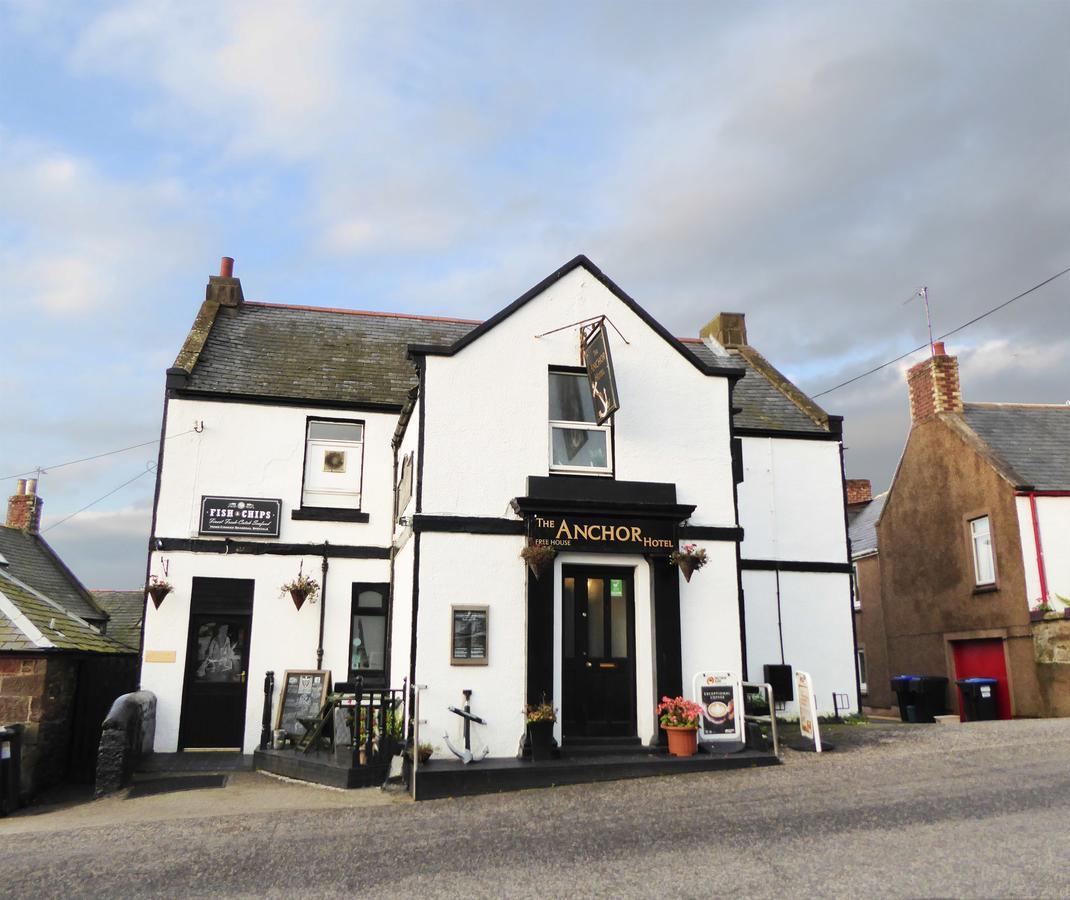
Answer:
[253, 747, 388, 789]
[412, 746, 778, 801]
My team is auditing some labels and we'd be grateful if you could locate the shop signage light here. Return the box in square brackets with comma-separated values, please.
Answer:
[583, 321, 620, 425]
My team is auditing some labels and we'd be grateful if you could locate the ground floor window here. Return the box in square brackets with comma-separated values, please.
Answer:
[857, 647, 868, 694]
[350, 582, 388, 687]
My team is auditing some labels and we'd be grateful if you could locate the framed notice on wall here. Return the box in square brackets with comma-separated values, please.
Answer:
[450, 607, 488, 666]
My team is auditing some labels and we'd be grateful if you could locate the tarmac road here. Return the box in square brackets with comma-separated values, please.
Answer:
[2, 718, 1069, 898]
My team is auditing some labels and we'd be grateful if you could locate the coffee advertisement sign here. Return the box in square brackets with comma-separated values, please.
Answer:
[199, 496, 282, 538]
[693, 671, 743, 743]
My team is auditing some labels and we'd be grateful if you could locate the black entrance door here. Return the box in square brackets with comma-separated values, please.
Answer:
[178, 578, 254, 750]
[562, 566, 636, 738]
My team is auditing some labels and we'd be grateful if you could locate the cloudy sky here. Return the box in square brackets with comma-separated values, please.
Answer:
[1, 1, 1067, 588]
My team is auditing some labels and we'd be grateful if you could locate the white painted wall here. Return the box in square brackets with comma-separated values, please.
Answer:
[1016, 494, 1070, 607]
[737, 436, 848, 563]
[155, 397, 396, 547]
[742, 569, 858, 715]
[412, 532, 528, 759]
[420, 266, 737, 527]
[141, 549, 390, 753]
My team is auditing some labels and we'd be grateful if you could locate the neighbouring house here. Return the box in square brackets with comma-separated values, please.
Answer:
[0, 480, 138, 799]
[90, 591, 144, 653]
[876, 341, 1070, 719]
[846, 480, 891, 712]
[140, 255, 856, 789]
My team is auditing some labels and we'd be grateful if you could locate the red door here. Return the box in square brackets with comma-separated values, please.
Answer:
[951, 639, 1012, 720]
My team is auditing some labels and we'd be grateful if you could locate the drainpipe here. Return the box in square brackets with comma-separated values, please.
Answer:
[316, 541, 329, 669]
[1028, 493, 1049, 604]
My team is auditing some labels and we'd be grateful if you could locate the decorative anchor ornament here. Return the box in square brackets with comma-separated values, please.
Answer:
[443, 689, 489, 764]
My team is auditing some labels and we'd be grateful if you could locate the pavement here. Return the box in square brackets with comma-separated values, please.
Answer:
[2, 717, 1069, 898]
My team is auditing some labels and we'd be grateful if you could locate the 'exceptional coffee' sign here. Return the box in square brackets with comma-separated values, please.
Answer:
[199, 496, 281, 538]
[583, 321, 620, 425]
[530, 515, 674, 554]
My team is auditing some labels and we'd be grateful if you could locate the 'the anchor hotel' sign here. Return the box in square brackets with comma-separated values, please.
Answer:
[530, 515, 675, 554]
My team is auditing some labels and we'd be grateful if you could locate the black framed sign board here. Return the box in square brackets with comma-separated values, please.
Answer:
[199, 496, 282, 537]
[583, 321, 620, 425]
[451, 607, 488, 665]
[275, 670, 331, 738]
[692, 671, 743, 743]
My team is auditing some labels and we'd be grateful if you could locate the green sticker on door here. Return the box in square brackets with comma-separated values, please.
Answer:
[610, 578, 624, 597]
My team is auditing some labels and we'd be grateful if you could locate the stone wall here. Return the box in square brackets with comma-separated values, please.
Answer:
[0, 654, 79, 798]
[1032, 617, 1070, 717]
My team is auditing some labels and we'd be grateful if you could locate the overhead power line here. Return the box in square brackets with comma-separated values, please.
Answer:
[42, 463, 158, 533]
[813, 265, 1070, 399]
[1, 429, 195, 482]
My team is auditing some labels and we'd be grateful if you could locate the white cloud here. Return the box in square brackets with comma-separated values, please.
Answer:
[42, 503, 152, 590]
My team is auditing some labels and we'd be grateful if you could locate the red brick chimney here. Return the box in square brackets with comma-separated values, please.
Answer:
[846, 479, 873, 505]
[6, 478, 43, 533]
[907, 341, 963, 424]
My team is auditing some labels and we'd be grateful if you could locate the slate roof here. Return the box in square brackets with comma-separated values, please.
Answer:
[185, 303, 477, 407]
[0, 527, 105, 624]
[91, 590, 144, 652]
[847, 492, 887, 558]
[0, 569, 130, 654]
[182, 302, 826, 434]
[960, 403, 1070, 491]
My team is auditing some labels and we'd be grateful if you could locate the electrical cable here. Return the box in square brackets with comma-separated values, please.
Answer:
[1, 429, 195, 481]
[42, 462, 158, 533]
[812, 265, 1070, 399]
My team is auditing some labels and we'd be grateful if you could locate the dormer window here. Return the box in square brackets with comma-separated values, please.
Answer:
[302, 419, 364, 509]
[549, 371, 612, 475]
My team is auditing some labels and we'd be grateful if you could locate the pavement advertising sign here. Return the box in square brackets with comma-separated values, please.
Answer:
[692, 671, 743, 743]
[796, 670, 822, 752]
[199, 496, 282, 537]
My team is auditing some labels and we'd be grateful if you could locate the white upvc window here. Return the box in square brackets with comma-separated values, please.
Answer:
[970, 515, 995, 586]
[302, 419, 364, 509]
[548, 371, 612, 475]
[857, 647, 868, 693]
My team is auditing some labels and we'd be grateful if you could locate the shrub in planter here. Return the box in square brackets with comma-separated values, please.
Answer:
[524, 700, 557, 761]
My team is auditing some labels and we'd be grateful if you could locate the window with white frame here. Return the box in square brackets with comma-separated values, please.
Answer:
[548, 371, 612, 474]
[857, 647, 868, 693]
[970, 515, 995, 586]
[302, 420, 364, 509]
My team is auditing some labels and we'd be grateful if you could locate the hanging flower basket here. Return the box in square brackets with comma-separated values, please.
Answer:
[146, 576, 173, 610]
[520, 544, 556, 580]
[669, 544, 708, 583]
[281, 564, 319, 611]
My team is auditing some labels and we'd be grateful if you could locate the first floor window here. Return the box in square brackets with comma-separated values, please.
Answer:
[303, 419, 364, 509]
[857, 647, 867, 693]
[548, 371, 612, 474]
[970, 516, 995, 586]
[350, 583, 388, 686]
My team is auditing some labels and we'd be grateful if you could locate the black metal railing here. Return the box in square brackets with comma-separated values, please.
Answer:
[345, 686, 406, 767]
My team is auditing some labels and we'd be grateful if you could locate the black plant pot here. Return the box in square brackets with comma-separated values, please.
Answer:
[527, 719, 555, 762]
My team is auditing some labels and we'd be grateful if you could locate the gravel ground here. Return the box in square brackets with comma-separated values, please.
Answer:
[1, 718, 1068, 899]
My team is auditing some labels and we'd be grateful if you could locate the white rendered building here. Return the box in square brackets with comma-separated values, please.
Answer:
[140, 256, 856, 768]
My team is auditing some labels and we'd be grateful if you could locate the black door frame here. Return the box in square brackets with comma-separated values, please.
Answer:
[177, 577, 255, 750]
[561, 564, 637, 739]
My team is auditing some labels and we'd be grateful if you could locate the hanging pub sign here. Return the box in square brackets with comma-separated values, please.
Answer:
[692, 671, 743, 744]
[530, 514, 675, 553]
[583, 321, 620, 425]
[199, 496, 282, 538]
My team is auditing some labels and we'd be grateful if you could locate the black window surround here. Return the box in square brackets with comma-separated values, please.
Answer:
[349, 582, 390, 687]
[295, 415, 369, 523]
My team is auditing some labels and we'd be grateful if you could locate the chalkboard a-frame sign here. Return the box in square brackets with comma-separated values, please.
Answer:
[274, 669, 331, 738]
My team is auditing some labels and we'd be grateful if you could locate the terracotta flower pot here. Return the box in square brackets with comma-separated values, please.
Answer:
[147, 585, 171, 609]
[663, 725, 698, 757]
[290, 588, 311, 611]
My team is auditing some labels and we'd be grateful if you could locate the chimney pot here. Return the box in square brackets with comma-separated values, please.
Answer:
[25, 478, 37, 496]
[220, 257, 234, 278]
[15, 478, 26, 496]
[933, 341, 945, 356]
